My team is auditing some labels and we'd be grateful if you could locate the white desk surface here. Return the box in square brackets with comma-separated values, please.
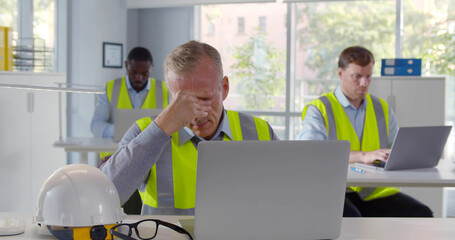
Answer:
[347, 158, 455, 187]
[54, 137, 455, 188]
[2, 213, 455, 239]
[54, 138, 455, 187]
[53, 137, 118, 152]
[53, 137, 118, 164]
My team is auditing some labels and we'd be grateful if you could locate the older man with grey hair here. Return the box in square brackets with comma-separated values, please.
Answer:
[100, 40, 279, 215]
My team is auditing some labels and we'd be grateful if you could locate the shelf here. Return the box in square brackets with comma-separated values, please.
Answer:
[12, 38, 54, 72]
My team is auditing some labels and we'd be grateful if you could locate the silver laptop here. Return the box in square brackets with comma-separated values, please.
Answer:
[113, 108, 162, 142]
[192, 140, 350, 240]
[356, 126, 451, 171]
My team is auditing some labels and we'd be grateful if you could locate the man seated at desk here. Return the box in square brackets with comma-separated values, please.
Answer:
[100, 40, 279, 215]
[299, 46, 432, 217]
[90, 47, 169, 161]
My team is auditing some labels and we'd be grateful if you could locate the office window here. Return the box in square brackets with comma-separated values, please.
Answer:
[200, 1, 455, 141]
[0, 0, 18, 28]
[291, 1, 396, 139]
[0, 0, 55, 72]
[33, 0, 55, 45]
[202, 5, 220, 36]
[400, 0, 455, 155]
[200, 3, 287, 138]
[33, 0, 55, 72]
[238, 17, 244, 34]
[0, 0, 18, 38]
[0, 0, 18, 71]
[259, 16, 266, 33]
[292, 1, 395, 105]
[207, 21, 215, 35]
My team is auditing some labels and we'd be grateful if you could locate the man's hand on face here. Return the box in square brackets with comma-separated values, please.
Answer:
[154, 90, 213, 136]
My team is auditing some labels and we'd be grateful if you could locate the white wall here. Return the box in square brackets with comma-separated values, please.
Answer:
[67, 0, 127, 163]
[127, 7, 194, 82]
[127, 9, 139, 49]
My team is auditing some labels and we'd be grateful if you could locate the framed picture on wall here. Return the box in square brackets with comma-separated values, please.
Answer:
[103, 42, 123, 68]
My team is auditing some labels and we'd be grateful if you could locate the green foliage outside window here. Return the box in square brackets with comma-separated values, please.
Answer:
[0, 0, 17, 28]
[423, 28, 455, 76]
[296, 2, 396, 79]
[230, 28, 286, 110]
[422, 24, 455, 116]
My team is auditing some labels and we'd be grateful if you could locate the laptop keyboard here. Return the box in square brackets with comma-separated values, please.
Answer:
[373, 160, 386, 168]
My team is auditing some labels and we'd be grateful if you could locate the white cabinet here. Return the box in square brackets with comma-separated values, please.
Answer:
[370, 76, 445, 126]
[370, 76, 446, 217]
[0, 72, 66, 212]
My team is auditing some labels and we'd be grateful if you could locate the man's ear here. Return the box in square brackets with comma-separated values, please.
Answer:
[124, 61, 129, 69]
[222, 76, 229, 101]
[338, 67, 343, 79]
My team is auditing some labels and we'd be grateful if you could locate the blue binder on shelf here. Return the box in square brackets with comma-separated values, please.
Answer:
[381, 58, 421, 76]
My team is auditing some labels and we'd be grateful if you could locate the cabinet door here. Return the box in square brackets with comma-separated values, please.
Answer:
[0, 87, 33, 212]
[30, 90, 66, 211]
[369, 78, 392, 103]
[370, 77, 445, 127]
[0, 73, 66, 212]
[392, 78, 445, 127]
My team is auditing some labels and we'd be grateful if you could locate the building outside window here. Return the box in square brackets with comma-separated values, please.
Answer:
[207, 21, 215, 35]
[238, 17, 245, 34]
[259, 16, 266, 33]
[201, 3, 287, 138]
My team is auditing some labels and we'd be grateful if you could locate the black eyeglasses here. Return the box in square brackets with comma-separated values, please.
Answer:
[109, 219, 193, 240]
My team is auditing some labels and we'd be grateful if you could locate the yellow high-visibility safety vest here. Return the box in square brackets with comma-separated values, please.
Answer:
[136, 110, 272, 209]
[302, 92, 399, 201]
[99, 77, 169, 160]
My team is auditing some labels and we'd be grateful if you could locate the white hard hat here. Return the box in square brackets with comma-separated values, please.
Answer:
[34, 164, 126, 227]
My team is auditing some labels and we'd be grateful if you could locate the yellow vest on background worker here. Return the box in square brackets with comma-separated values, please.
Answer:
[136, 110, 272, 209]
[302, 92, 399, 201]
[99, 77, 169, 160]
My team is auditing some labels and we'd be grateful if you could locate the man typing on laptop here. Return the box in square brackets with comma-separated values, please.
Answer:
[100, 41, 279, 215]
[299, 46, 432, 217]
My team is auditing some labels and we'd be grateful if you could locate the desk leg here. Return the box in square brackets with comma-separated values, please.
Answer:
[443, 187, 455, 217]
[79, 152, 89, 164]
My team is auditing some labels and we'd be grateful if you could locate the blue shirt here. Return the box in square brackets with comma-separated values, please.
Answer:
[90, 76, 151, 138]
[299, 86, 398, 147]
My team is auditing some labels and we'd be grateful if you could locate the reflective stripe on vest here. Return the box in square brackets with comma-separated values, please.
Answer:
[135, 110, 271, 209]
[302, 92, 398, 201]
[100, 77, 169, 160]
[106, 77, 168, 116]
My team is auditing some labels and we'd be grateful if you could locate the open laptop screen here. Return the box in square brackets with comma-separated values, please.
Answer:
[356, 126, 451, 171]
[195, 140, 350, 240]
[113, 109, 162, 142]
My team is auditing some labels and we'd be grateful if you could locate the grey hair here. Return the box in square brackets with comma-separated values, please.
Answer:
[164, 40, 223, 83]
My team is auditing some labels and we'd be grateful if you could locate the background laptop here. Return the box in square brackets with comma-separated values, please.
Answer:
[193, 140, 350, 240]
[356, 126, 451, 171]
[113, 108, 162, 142]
